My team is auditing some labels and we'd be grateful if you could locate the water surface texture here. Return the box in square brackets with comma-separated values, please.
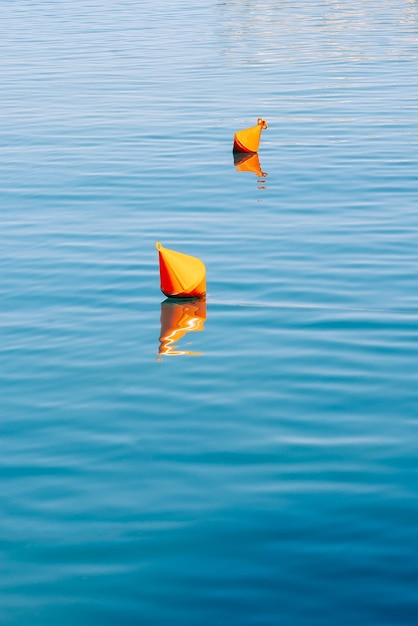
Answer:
[1, 1, 418, 624]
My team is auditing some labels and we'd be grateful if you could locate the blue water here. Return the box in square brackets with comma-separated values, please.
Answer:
[1, 1, 418, 624]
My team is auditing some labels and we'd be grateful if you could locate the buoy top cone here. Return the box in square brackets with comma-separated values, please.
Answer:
[156, 242, 206, 298]
[233, 118, 268, 154]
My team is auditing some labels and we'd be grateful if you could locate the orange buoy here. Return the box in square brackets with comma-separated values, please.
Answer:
[233, 118, 268, 154]
[233, 152, 268, 178]
[158, 297, 206, 356]
[156, 242, 206, 298]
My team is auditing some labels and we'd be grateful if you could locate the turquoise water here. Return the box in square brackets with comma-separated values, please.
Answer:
[1, 1, 418, 624]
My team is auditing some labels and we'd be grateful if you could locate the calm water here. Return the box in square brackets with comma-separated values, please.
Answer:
[1, 1, 418, 624]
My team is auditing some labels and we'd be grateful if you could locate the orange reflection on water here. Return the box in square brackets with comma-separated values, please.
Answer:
[233, 152, 268, 187]
[158, 297, 206, 356]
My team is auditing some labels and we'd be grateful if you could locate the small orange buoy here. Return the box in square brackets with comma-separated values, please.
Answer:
[158, 297, 206, 356]
[156, 242, 206, 298]
[233, 118, 268, 154]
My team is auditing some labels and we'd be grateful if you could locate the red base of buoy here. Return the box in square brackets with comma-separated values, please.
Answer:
[233, 137, 255, 154]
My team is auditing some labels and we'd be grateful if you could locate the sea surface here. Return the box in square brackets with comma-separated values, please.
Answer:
[1, 1, 418, 624]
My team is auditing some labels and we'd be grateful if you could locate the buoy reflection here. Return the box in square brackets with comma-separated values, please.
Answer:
[158, 297, 206, 356]
[234, 152, 267, 177]
[233, 152, 268, 189]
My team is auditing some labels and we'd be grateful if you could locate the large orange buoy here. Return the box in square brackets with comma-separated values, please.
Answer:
[233, 118, 268, 154]
[158, 297, 206, 356]
[156, 242, 206, 298]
